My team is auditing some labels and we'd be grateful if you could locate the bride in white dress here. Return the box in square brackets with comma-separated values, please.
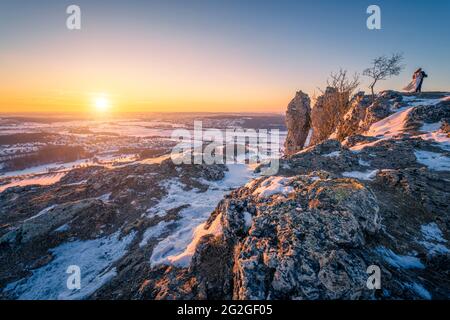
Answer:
[403, 68, 428, 93]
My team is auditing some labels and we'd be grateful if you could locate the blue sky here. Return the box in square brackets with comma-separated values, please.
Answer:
[1, 0, 449, 112]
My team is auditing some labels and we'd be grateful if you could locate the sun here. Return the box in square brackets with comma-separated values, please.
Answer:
[94, 95, 110, 112]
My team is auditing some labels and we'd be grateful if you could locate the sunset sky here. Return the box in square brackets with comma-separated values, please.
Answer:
[1, 0, 449, 113]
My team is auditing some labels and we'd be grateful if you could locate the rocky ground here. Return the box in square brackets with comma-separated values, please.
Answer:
[140, 91, 450, 300]
[0, 91, 449, 300]
[0, 157, 232, 299]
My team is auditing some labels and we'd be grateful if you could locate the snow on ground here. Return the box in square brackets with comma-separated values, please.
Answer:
[414, 150, 450, 171]
[421, 223, 447, 243]
[164, 213, 223, 267]
[96, 193, 111, 202]
[139, 220, 173, 248]
[358, 159, 371, 167]
[322, 151, 341, 158]
[0, 118, 177, 138]
[303, 128, 313, 148]
[350, 106, 413, 152]
[62, 180, 87, 187]
[148, 163, 254, 267]
[342, 169, 379, 181]
[418, 223, 449, 256]
[144, 179, 198, 218]
[350, 140, 384, 152]
[0, 172, 66, 193]
[0, 153, 171, 194]
[404, 282, 432, 300]
[366, 107, 413, 139]
[243, 211, 253, 229]
[417, 131, 450, 151]
[1, 153, 165, 178]
[54, 224, 70, 233]
[420, 122, 442, 132]
[252, 176, 294, 198]
[0, 159, 93, 178]
[401, 95, 446, 107]
[375, 247, 425, 269]
[351, 95, 449, 152]
[23, 205, 57, 222]
[415, 121, 450, 152]
[2, 231, 135, 300]
[137, 154, 171, 165]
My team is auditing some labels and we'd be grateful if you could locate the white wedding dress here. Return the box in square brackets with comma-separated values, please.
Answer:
[403, 72, 423, 92]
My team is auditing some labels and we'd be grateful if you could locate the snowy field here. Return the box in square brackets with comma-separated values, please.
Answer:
[0, 114, 286, 191]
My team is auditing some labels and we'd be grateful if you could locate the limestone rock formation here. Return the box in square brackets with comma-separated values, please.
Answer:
[334, 92, 372, 141]
[200, 173, 382, 300]
[143, 92, 450, 300]
[284, 91, 311, 155]
[357, 90, 404, 132]
[310, 87, 352, 145]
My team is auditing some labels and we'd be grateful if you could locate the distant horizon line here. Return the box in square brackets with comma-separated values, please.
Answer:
[0, 110, 285, 116]
[2, 90, 449, 117]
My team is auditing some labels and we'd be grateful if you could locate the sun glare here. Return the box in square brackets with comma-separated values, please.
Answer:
[94, 96, 110, 112]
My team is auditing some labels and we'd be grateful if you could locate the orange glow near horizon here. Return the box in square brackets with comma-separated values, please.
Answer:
[0, 81, 290, 114]
[0, 27, 294, 114]
[0, 92, 288, 114]
[0, 71, 291, 114]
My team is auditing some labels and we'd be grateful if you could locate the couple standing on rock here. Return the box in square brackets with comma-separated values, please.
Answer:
[404, 68, 428, 93]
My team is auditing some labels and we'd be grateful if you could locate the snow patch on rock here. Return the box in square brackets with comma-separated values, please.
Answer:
[342, 170, 379, 181]
[139, 220, 173, 248]
[375, 247, 425, 269]
[323, 151, 341, 158]
[149, 164, 254, 267]
[365, 107, 413, 139]
[3, 231, 135, 300]
[404, 282, 432, 300]
[252, 176, 294, 198]
[418, 223, 449, 256]
[414, 150, 450, 171]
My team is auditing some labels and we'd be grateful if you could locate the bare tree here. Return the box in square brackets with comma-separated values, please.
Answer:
[311, 69, 360, 144]
[316, 69, 360, 117]
[325, 68, 360, 97]
[363, 53, 404, 100]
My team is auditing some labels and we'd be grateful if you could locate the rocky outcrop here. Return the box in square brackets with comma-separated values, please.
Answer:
[310, 87, 352, 145]
[405, 99, 450, 132]
[0, 158, 228, 296]
[290, 89, 450, 150]
[357, 90, 404, 132]
[334, 92, 372, 141]
[143, 92, 450, 300]
[284, 91, 311, 155]
[167, 141, 449, 299]
[0, 199, 111, 244]
[206, 173, 381, 300]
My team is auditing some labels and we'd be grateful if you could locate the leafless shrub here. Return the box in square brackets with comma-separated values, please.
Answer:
[324, 69, 360, 97]
[311, 69, 360, 144]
